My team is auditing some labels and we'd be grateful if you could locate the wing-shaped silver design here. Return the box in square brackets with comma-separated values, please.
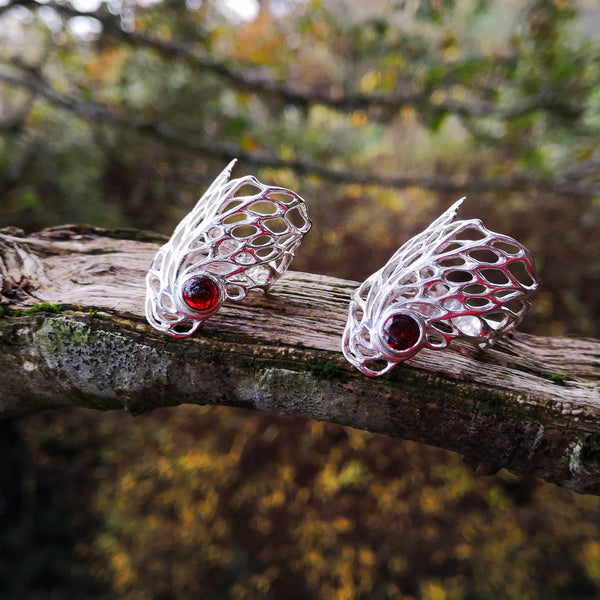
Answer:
[343, 198, 540, 376]
[146, 159, 311, 337]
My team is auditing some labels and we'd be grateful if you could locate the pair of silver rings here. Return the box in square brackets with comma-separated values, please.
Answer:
[145, 161, 540, 377]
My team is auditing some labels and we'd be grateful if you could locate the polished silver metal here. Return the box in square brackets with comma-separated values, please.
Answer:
[343, 198, 540, 376]
[146, 159, 311, 337]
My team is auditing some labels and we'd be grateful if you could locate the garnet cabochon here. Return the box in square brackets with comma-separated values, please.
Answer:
[382, 313, 421, 352]
[182, 275, 221, 313]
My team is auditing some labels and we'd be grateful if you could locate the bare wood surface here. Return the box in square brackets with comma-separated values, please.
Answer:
[1, 226, 599, 494]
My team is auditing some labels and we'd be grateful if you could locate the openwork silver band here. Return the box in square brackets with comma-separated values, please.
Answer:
[342, 199, 540, 376]
[145, 160, 311, 337]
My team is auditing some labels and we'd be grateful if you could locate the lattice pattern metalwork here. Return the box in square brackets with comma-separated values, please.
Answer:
[343, 199, 540, 376]
[146, 160, 311, 337]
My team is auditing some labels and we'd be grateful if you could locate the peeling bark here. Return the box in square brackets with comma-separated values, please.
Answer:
[1, 226, 599, 494]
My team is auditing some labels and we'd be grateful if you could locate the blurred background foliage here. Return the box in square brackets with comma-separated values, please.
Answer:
[1, 0, 600, 598]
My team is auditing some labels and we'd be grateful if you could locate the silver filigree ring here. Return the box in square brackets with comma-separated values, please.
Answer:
[343, 199, 540, 376]
[146, 160, 311, 337]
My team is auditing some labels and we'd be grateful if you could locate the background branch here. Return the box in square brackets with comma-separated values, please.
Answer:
[0, 63, 596, 197]
[33, 2, 583, 123]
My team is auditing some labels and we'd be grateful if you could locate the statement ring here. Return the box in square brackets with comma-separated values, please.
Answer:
[145, 159, 311, 337]
[342, 198, 540, 376]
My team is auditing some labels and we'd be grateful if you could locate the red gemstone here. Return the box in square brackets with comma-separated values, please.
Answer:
[382, 313, 421, 351]
[182, 275, 221, 312]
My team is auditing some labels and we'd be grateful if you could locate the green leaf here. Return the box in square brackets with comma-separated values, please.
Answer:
[427, 108, 449, 132]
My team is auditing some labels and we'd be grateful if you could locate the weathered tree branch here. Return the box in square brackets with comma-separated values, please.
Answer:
[1, 227, 599, 494]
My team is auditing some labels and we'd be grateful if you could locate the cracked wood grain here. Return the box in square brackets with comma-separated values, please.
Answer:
[1, 226, 599, 494]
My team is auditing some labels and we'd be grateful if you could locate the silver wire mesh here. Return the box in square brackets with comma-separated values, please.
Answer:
[343, 199, 540, 376]
[146, 160, 311, 337]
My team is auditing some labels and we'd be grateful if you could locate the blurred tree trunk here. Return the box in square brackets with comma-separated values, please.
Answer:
[1, 226, 599, 494]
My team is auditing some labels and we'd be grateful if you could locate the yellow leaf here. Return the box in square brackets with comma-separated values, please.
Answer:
[360, 70, 381, 93]
[350, 110, 368, 129]
[240, 136, 261, 152]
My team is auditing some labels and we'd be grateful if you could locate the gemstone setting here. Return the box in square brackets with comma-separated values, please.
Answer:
[382, 313, 421, 352]
[182, 275, 221, 313]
